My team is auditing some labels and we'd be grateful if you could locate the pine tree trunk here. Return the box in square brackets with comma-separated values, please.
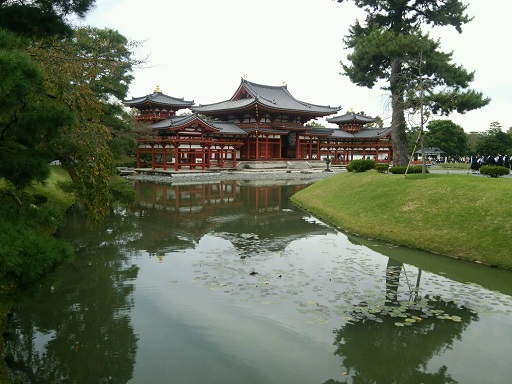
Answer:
[390, 60, 409, 166]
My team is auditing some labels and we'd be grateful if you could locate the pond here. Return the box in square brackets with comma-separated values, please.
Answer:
[4, 180, 512, 384]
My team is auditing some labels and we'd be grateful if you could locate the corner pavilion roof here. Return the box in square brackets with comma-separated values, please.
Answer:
[306, 126, 391, 140]
[327, 111, 376, 125]
[313, 110, 390, 139]
[192, 78, 340, 117]
[151, 114, 247, 135]
[123, 87, 194, 109]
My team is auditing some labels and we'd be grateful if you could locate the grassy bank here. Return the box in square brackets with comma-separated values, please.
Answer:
[291, 170, 512, 270]
[28, 165, 75, 209]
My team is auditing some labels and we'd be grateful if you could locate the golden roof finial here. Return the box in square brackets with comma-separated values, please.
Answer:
[154, 85, 162, 93]
[348, 107, 354, 113]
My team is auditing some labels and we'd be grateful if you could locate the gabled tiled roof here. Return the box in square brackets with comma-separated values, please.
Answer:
[208, 121, 248, 135]
[151, 114, 246, 135]
[306, 126, 391, 139]
[192, 98, 256, 112]
[327, 111, 376, 124]
[193, 78, 340, 116]
[124, 92, 194, 108]
[353, 127, 391, 138]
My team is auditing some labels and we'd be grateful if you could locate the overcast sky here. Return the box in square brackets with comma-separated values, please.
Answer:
[83, 0, 510, 133]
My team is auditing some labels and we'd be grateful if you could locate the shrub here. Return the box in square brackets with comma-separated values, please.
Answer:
[389, 166, 427, 174]
[479, 165, 510, 178]
[346, 159, 376, 172]
[375, 163, 389, 173]
[0, 203, 72, 288]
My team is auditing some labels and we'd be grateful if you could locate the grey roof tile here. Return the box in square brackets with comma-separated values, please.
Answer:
[193, 78, 340, 116]
[124, 92, 194, 108]
[307, 127, 391, 139]
[327, 111, 376, 124]
[151, 114, 247, 135]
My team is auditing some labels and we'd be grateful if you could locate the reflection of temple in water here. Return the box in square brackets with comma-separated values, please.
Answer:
[130, 181, 335, 256]
[135, 180, 241, 214]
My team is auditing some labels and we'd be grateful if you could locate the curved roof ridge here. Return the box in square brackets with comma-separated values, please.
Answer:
[243, 78, 341, 110]
[192, 98, 256, 110]
[124, 91, 194, 107]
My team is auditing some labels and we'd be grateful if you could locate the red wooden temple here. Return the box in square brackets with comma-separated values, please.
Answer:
[123, 79, 392, 170]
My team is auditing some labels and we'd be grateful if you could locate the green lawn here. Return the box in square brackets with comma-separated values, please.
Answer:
[291, 170, 512, 270]
[27, 165, 75, 211]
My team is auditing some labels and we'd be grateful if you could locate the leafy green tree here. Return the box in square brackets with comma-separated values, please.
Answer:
[336, 0, 490, 166]
[305, 120, 325, 128]
[28, 27, 140, 223]
[0, 0, 95, 38]
[0, 0, 96, 204]
[366, 115, 384, 129]
[466, 131, 482, 155]
[406, 126, 421, 156]
[0, 30, 75, 207]
[425, 120, 467, 158]
[476, 123, 512, 156]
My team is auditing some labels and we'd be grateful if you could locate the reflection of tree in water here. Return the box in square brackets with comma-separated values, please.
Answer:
[5, 206, 139, 383]
[323, 259, 478, 384]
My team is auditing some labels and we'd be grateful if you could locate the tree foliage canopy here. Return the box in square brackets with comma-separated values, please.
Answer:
[476, 123, 512, 156]
[0, 0, 95, 37]
[28, 27, 140, 223]
[0, 30, 75, 189]
[336, 0, 490, 165]
[424, 120, 467, 157]
[0, 0, 141, 224]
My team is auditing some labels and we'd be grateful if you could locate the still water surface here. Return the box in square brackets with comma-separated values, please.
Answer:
[5, 180, 512, 384]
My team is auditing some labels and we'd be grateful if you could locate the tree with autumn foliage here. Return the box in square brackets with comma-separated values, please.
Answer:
[0, 0, 101, 289]
[28, 27, 142, 223]
[1, 0, 142, 224]
[336, 0, 490, 166]
[0, 0, 95, 205]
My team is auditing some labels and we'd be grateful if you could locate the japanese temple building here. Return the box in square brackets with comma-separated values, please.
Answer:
[123, 78, 392, 171]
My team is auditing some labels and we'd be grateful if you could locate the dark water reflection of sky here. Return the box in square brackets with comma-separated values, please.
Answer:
[6, 181, 512, 384]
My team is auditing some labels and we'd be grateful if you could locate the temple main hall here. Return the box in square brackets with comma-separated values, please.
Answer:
[123, 78, 392, 171]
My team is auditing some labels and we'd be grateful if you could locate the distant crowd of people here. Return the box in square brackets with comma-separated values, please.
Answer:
[469, 154, 510, 172]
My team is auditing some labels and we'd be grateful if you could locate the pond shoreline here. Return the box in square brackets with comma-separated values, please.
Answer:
[125, 168, 341, 184]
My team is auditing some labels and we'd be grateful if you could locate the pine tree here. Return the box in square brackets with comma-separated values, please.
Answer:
[336, 0, 490, 165]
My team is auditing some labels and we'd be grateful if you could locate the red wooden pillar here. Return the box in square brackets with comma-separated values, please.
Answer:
[162, 144, 167, 170]
[201, 145, 206, 171]
[174, 144, 179, 171]
[218, 145, 224, 168]
[151, 144, 155, 170]
[232, 147, 237, 168]
[255, 132, 260, 160]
